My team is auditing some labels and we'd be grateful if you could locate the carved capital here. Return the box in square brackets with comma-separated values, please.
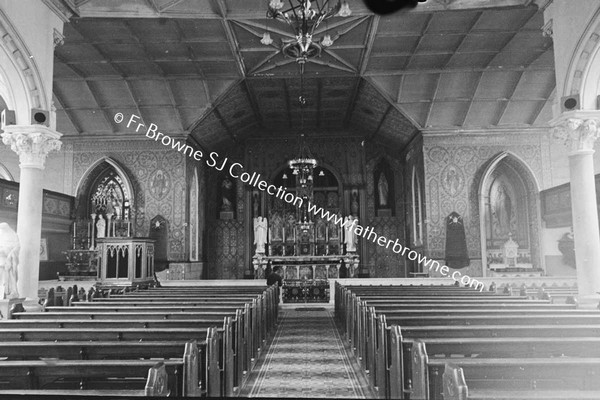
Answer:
[550, 111, 600, 153]
[1, 125, 62, 169]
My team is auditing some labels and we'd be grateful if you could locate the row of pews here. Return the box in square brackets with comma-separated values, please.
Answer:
[335, 283, 600, 400]
[0, 283, 279, 397]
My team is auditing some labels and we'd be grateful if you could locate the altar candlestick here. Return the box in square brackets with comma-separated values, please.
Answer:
[73, 222, 76, 239]
[127, 222, 131, 237]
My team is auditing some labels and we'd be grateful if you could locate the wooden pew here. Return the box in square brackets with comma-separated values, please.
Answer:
[442, 363, 600, 400]
[0, 361, 171, 397]
[405, 338, 600, 400]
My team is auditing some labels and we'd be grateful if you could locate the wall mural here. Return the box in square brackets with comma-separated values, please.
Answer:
[71, 141, 188, 262]
[424, 139, 543, 276]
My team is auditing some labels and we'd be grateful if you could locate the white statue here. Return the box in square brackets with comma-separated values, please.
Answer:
[344, 215, 358, 253]
[96, 215, 106, 238]
[254, 216, 268, 254]
[0, 223, 19, 299]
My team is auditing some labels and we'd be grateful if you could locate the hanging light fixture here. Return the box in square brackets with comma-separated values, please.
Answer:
[265, 0, 352, 63]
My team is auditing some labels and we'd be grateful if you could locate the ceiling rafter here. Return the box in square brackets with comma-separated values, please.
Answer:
[188, 79, 243, 134]
[444, 11, 484, 67]
[370, 104, 393, 140]
[323, 48, 357, 73]
[396, 75, 405, 103]
[529, 86, 555, 125]
[158, 0, 186, 13]
[459, 71, 485, 126]
[164, 80, 185, 132]
[145, 0, 159, 13]
[234, 19, 295, 41]
[343, 78, 361, 128]
[308, 58, 356, 74]
[314, 15, 367, 36]
[365, 76, 422, 130]
[252, 58, 297, 75]
[424, 73, 442, 128]
[82, 80, 117, 132]
[123, 79, 146, 126]
[403, 13, 434, 71]
[213, 107, 238, 144]
[248, 50, 282, 76]
[53, 91, 83, 134]
[242, 80, 264, 129]
[493, 14, 552, 126]
[363, 65, 554, 77]
[359, 15, 379, 75]
[213, 0, 246, 77]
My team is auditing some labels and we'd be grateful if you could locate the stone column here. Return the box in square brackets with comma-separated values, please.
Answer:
[551, 111, 600, 298]
[1, 125, 62, 300]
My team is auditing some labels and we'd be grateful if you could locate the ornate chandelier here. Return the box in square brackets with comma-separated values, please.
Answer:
[263, 0, 352, 63]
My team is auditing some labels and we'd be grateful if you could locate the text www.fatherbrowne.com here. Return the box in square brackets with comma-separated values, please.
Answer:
[116, 112, 485, 291]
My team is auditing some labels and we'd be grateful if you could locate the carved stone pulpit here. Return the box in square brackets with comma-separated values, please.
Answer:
[95, 238, 155, 287]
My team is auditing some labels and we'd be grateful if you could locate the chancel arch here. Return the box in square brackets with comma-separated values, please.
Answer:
[478, 152, 542, 276]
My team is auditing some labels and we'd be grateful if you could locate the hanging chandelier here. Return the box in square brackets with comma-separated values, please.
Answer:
[263, 0, 352, 63]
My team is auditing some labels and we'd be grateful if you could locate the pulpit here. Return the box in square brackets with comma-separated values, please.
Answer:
[95, 238, 155, 287]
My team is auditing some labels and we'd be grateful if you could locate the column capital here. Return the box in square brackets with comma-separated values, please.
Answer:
[550, 110, 600, 153]
[1, 125, 62, 169]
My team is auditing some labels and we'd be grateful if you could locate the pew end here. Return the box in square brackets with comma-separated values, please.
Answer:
[145, 362, 170, 397]
[443, 363, 468, 400]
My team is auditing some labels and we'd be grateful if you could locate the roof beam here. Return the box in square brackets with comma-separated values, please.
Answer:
[529, 87, 555, 125]
[359, 15, 379, 75]
[213, 107, 238, 144]
[424, 73, 441, 128]
[53, 91, 83, 134]
[370, 104, 393, 140]
[247, 51, 282, 76]
[242, 80, 264, 129]
[459, 71, 485, 126]
[307, 58, 356, 74]
[363, 65, 555, 76]
[343, 78, 361, 128]
[403, 13, 434, 71]
[213, 0, 246, 77]
[158, 0, 185, 12]
[82, 81, 117, 132]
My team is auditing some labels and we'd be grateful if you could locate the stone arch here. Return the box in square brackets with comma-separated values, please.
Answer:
[477, 152, 542, 276]
[0, 161, 12, 180]
[0, 9, 49, 123]
[563, 8, 600, 109]
[74, 157, 136, 220]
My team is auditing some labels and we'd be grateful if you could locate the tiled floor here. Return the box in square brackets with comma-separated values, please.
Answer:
[240, 304, 374, 398]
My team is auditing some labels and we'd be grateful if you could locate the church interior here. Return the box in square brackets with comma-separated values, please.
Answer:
[0, 0, 600, 397]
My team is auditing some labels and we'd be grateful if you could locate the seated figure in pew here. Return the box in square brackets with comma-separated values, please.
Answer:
[266, 266, 283, 287]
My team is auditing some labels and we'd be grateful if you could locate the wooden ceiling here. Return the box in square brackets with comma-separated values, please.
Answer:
[53, 0, 555, 150]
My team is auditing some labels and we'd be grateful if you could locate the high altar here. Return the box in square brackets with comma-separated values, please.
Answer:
[252, 165, 360, 285]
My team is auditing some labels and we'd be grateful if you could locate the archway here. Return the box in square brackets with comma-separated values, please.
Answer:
[75, 158, 135, 228]
[478, 153, 541, 276]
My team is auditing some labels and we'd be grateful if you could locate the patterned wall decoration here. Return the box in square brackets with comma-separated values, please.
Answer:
[205, 146, 247, 279]
[423, 134, 544, 277]
[71, 140, 188, 261]
[364, 142, 406, 278]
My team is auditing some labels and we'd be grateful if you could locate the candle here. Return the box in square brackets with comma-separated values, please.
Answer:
[127, 222, 131, 237]
[73, 221, 76, 239]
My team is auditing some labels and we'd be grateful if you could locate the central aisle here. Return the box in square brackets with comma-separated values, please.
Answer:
[241, 305, 373, 398]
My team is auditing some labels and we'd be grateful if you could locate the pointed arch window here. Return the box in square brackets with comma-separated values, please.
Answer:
[190, 169, 199, 261]
[89, 168, 131, 220]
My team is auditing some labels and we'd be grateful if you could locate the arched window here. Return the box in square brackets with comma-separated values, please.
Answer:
[88, 165, 131, 221]
[190, 169, 199, 261]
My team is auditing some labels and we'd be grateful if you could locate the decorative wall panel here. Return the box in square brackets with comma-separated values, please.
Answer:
[423, 134, 544, 275]
[71, 140, 188, 261]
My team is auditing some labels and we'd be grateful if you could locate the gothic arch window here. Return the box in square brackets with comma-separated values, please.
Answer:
[78, 160, 134, 223]
[411, 166, 423, 246]
[190, 169, 199, 261]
